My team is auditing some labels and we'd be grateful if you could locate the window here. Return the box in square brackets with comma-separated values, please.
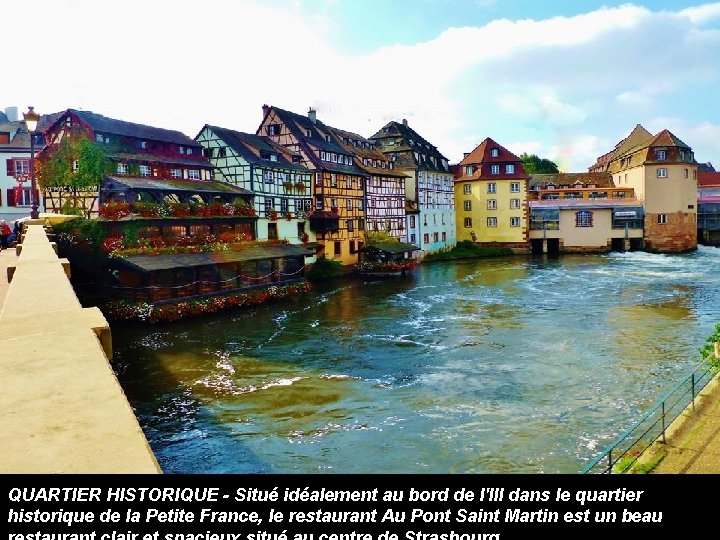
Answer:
[346, 219, 354, 232]
[657, 168, 668, 178]
[170, 169, 182, 178]
[463, 217, 472, 228]
[442, 232, 446, 242]
[487, 183, 496, 193]
[297, 222, 306, 238]
[684, 169, 689, 178]
[510, 198, 521, 209]
[72, 160, 79, 172]
[487, 199, 497, 210]
[346, 177, 352, 188]
[349, 240, 357, 254]
[9, 159, 30, 176]
[465, 166, 473, 176]
[506, 164, 515, 174]
[510, 216, 521, 227]
[346, 198, 353, 210]
[330, 198, 338, 209]
[264, 170, 274, 183]
[409, 215, 416, 228]
[331, 174, 337, 187]
[576, 211, 593, 227]
[269, 154, 278, 162]
[358, 199, 364, 210]
[334, 241, 342, 257]
[656, 149, 666, 161]
[491, 148, 499, 157]
[187, 169, 200, 180]
[117, 163, 128, 175]
[267, 124, 281, 136]
[13, 187, 33, 206]
[305, 129, 312, 137]
[464, 200, 472, 211]
[423, 233, 430, 243]
[139, 165, 151, 177]
[280, 199, 288, 213]
[219, 147, 226, 158]
[267, 223, 278, 240]
[358, 218, 365, 229]
[140, 141, 148, 149]
[433, 232, 439, 242]
[316, 196, 324, 209]
[658, 214, 667, 224]
[487, 217, 497, 227]
[510, 182, 520, 192]
[264, 198, 274, 213]
[491, 165, 500, 175]
[179, 146, 185, 155]
[186, 148, 192, 155]
[463, 184, 471, 194]
[96, 133, 103, 142]
[410, 234, 416, 244]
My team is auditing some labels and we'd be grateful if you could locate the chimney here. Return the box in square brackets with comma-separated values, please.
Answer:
[5, 106, 19, 122]
[402, 118, 408, 126]
[262, 104, 270, 116]
[308, 107, 317, 124]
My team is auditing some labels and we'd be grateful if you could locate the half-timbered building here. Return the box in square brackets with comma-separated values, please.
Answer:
[257, 105, 367, 266]
[369, 119, 456, 253]
[328, 127, 407, 240]
[195, 125, 314, 249]
[39, 109, 214, 216]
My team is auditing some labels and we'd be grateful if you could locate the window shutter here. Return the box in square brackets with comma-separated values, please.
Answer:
[6, 159, 14, 176]
[6, 188, 16, 206]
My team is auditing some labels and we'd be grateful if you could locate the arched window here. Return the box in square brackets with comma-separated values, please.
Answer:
[576, 211, 593, 227]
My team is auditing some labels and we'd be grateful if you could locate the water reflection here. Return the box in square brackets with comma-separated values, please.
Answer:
[113, 246, 720, 473]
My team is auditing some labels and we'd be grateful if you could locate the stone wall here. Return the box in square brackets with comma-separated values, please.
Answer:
[645, 212, 697, 252]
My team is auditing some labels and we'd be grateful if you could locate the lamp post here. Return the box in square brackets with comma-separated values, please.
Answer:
[23, 106, 40, 219]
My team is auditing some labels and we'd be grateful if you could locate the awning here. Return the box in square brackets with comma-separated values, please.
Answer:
[116, 244, 314, 272]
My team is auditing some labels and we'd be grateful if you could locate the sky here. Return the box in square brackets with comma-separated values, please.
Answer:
[5, 0, 720, 171]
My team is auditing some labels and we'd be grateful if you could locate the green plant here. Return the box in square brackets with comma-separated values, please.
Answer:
[60, 202, 85, 217]
[37, 135, 112, 189]
[424, 241, 513, 262]
[700, 323, 720, 368]
[306, 256, 343, 281]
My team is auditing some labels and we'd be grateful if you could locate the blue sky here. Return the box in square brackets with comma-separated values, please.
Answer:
[6, 0, 720, 170]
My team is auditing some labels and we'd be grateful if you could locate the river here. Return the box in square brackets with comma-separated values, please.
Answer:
[112, 246, 720, 473]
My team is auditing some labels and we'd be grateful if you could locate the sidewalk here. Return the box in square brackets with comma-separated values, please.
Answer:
[639, 370, 720, 473]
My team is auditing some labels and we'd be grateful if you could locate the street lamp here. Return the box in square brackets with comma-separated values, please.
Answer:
[23, 106, 40, 219]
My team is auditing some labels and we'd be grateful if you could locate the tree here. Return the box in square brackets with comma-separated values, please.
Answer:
[519, 153, 559, 174]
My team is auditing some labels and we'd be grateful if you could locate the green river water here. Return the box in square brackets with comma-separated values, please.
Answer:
[112, 247, 720, 473]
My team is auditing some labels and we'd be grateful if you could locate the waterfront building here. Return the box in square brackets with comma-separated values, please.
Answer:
[528, 173, 643, 254]
[698, 167, 720, 246]
[369, 120, 456, 253]
[38, 109, 214, 216]
[195, 125, 315, 251]
[589, 124, 698, 252]
[257, 105, 367, 266]
[0, 107, 48, 222]
[453, 138, 528, 252]
[329, 126, 407, 240]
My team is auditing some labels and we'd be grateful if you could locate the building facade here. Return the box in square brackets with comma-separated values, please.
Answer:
[1, 107, 46, 222]
[454, 138, 528, 251]
[527, 174, 643, 253]
[589, 124, 697, 252]
[195, 125, 314, 250]
[257, 105, 367, 266]
[329, 126, 407, 241]
[369, 120, 455, 253]
[698, 168, 720, 246]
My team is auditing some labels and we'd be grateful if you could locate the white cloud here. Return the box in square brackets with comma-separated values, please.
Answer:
[4, 1, 719, 173]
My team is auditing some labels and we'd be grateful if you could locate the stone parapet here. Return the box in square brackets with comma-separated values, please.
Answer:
[0, 224, 160, 473]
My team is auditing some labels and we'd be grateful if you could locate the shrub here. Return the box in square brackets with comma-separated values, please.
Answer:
[306, 256, 343, 281]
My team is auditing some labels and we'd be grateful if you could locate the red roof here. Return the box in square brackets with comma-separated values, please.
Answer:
[698, 171, 720, 187]
[456, 137, 528, 180]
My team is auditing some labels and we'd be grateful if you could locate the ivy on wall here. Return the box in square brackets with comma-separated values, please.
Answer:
[37, 135, 113, 189]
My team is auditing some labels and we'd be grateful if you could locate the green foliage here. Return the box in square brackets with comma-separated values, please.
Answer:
[52, 217, 108, 250]
[700, 323, 720, 368]
[38, 136, 111, 188]
[424, 240, 513, 261]
[519, 153, 560, 174]
[306, 256, 344, 281]
[60, 202, 85, 217]
[365, 230, 396, 245]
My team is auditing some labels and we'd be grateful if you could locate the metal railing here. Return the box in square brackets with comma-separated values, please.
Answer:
[581, 361, 718, 474]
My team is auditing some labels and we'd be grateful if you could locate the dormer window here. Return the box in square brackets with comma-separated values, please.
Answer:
[292, 155, 301, 163]
[656, 149, 666, 161]
[267, 124, 281, 136]
[325, 134, 330, 142]
[269, 154, 278, 162]
[95, 133, 104, 143]
[140, 141, 148, 149]
[186, 147, 192, 155]
[305, 129, 312, 137]
[491, 148, 499, 157]
[506, 164, 515, 174]
[179, 146, 185, 154]
[117, 163, 128, 175]
[465, 166, 473, 176]
[490, 165, 500, 175]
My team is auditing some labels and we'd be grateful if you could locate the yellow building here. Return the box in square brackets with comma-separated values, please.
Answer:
[454, 138, 528, 251]
[589, 125, 697, 252]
